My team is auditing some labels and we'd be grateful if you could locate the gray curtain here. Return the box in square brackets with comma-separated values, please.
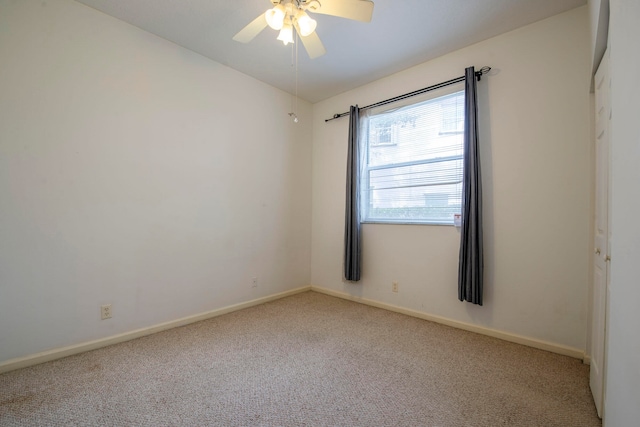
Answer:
[458, 67, 483, 305]
[344, 105, 361, 281]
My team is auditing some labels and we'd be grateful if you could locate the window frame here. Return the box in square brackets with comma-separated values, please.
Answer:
[359, 85, 465, 226]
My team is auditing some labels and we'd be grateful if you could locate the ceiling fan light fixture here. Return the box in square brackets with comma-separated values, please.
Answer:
[295, 11, 317, 37]
[234, 0, 374, 59]
[265, 4, 286, 30]
[277, 19, 294, 45]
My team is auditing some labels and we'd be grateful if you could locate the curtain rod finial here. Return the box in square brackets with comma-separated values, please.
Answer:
[475, 66, 492, 81]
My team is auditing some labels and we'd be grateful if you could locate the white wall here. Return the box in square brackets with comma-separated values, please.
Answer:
[311, 7, 591, 352]
[604, 1, 640, 425]
[0, 0, 312, 364]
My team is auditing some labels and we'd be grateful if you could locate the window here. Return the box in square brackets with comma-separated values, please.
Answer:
[372, 125, 394, 146]
[440, 93, 465, 134]
[360, 86, 465, 225]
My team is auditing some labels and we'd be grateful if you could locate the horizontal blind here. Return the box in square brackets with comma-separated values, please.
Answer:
[361, 85, 465, 224]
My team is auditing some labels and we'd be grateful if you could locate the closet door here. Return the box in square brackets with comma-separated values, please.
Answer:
[590, 47, 610, 419]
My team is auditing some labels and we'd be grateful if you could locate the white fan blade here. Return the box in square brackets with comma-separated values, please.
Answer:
[307, 0, 374, 22]
[295, 25, 326, 59]
[233, 14, 268, 43]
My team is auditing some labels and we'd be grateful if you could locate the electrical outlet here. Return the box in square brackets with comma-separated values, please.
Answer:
[101, 304, 112, 320]
[392, 281, 399, 293]
[252, 277, 258, 288]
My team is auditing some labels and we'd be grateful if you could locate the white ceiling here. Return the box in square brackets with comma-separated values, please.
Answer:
[74, 0, 586, 103]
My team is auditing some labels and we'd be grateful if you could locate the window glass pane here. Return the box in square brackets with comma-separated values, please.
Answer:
[367, 183, 463, 223]
[361, 86, 465, 224]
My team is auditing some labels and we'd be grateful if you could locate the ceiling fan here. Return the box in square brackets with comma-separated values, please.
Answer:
[233, 0, 374, 59]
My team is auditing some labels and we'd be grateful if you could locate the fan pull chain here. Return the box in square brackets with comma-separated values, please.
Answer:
[289, 29, 299, 123]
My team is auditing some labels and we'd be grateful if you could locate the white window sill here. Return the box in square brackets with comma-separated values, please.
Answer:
[361, 220, 455, 226]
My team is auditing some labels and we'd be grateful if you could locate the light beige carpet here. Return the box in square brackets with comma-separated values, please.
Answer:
[0, 291, 601, 426]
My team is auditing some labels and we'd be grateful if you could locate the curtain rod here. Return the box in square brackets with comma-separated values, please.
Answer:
[324, 66, 491, 122]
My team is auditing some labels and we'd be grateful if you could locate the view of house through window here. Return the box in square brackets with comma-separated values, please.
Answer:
[361, 86, 465, 224]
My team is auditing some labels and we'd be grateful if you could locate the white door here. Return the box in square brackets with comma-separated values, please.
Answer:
[590, 48, 610, 419]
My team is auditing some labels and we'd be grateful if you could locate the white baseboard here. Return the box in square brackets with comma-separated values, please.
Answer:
[1, 285, 588, 374]
[0, 286, 312, 374]
[311, 285, 586, 360]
